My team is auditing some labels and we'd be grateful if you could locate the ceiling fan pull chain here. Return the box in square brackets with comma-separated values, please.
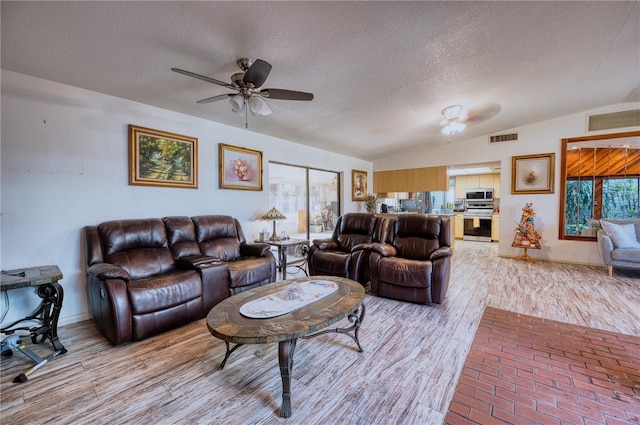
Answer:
[244, 98, 248, 129]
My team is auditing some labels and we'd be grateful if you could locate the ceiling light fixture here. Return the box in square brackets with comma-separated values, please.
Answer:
[440, 105, 468, 140]
[228, 92, 273, 128]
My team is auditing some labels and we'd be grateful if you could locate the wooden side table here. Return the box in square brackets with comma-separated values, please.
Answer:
[1, 265, 67, 382]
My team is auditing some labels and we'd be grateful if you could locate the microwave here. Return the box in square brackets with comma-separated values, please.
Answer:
[465, 189, 493, 201]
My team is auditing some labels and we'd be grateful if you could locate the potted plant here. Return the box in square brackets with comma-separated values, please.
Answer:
[364, 193, 380, 213]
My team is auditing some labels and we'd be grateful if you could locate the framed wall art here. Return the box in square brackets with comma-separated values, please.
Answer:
[219, 143, 263, 190]
[352, 169, 367, 201]
[512, 153, 555, 194]
[128, 125, 198, 188]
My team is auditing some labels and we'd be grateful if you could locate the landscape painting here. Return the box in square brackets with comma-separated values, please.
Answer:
[129, 125, 198, 188]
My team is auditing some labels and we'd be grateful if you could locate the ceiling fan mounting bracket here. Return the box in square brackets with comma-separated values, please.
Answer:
[236, 58, 252, 71]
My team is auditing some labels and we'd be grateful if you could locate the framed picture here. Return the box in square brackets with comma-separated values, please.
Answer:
[352, 169, 367, 201]
[219, 143, 263, 190]
[512, 153, 555, 194]
[129, 125, 198, 188]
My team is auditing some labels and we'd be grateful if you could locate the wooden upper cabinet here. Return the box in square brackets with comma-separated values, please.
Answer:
[373, 166, 448, 193]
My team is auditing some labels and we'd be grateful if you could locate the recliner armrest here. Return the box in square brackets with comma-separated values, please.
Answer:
[87, 263, 130, 282]
[176, 255, 221, 268]
[240, 243, 271, 257]
[430, 246, 452, 261]
[313, 239, 339, 250]
[366, 242, 397, 257]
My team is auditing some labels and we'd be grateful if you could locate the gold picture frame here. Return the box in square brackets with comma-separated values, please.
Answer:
[219, 143, 263, 190]
[129, 125, 198, 188]
[512, 153, 555, 194]
[352, 169, 367, 201]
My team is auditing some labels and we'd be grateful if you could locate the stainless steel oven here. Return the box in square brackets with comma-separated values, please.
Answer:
[463, 201, 494, 242]
[463, 216, 492, 242]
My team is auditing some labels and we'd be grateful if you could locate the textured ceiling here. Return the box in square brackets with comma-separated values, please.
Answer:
[2, 1, 639, 162]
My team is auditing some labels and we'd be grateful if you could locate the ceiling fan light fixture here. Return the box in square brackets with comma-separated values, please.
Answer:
[440, 104, 468, 136]
[248, 96, 272, 116]
[229, 95, 245, 114]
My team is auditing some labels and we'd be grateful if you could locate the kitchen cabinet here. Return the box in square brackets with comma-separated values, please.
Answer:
[465, 175, 480, 189]
[479, 174, 493, 189]
[373, 166, 448, 193]
[455, 173, 501, 199]
[454, 176, 466, 198]
[493, 174, 501, 199]
[455, 213, 464, 239]
[491, 214, 500, 242]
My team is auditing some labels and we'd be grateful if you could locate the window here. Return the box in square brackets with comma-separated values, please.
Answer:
[559, 131, 640, 240]
[268, 162, 340, 239]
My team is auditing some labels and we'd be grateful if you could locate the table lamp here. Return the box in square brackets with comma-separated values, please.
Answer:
[260, 207, 287, 241]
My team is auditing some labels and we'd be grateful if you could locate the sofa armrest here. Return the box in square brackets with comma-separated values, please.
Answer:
[176, 255, 221, 268]
[313, 238, 339, 250]
[597, 229, 614, 264]
[430, 246, 452, 261]
[361, 242, 397, 257]
[87, 263, 130, 282]
[240, 243, 271, 257]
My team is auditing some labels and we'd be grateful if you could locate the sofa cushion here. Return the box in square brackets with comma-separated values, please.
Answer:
[127, 270, 202, 315]
[227, 258, 273, 289]
[192, 215, 242, 261]
[611, 248, 640, 263]
[600, 221, 640, 249]
[310, 251, 351, 275]
[377, 257, 432, 288]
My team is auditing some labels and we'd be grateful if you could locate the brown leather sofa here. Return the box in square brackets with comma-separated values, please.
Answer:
[307, 213, 388, 285]
[369, 214, 452, 304]
[84, 215, 276, 345]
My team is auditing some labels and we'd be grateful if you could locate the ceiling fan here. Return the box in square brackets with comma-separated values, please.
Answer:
[172, 58, 314, 127]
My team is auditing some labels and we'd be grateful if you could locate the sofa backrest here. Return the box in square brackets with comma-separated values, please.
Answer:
[390, 215, 450, 261]
[96, 218, 175, 280]
[600, 218, 640, 242]
[333, 213, 379, 251]
[163, 216, 201, 260]
[191, 215, 245, 261]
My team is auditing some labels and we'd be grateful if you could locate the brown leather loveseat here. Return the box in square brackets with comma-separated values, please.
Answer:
[369, 214, 452, 304]
[84, 215, 276, 345]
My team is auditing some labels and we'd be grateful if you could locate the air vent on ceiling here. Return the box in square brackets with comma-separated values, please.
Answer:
[588, 109, 640, 132]
[489, 133, 518, 144]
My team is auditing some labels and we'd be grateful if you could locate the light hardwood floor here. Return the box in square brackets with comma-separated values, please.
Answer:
[1, 241, 639, 425]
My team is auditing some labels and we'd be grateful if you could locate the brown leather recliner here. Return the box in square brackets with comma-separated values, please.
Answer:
[307, 213, 388, 285]
[85, 218, 204, 345]
[369, 214, 452, 304]
[85, 215, 276, 345]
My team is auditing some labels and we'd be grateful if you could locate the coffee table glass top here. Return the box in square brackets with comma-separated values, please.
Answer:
[206, 276, 364, 345]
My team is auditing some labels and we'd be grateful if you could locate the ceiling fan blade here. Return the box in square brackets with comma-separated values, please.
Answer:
[197, 93, 234, 104]
[243, 59, 272, 88]
[262, 89, 314, 101]
[171, 68, 236, 90]
[463, 102, 502, 125]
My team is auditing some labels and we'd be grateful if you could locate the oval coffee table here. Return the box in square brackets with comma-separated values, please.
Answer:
[206, 276, 365, 418]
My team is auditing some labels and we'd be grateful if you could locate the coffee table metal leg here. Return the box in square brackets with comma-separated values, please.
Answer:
[219, 341, 244, 370]
[300, 303, 366, 352]
[278, 338, 297, 418]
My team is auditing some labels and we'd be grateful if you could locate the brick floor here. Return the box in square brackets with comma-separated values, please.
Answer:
[444, 307, 640, 425]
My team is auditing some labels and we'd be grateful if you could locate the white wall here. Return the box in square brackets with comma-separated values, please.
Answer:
[0, 70, 372, 327]
[375, 102, 640, 266]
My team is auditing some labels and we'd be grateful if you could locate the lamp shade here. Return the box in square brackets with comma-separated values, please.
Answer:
[260, 207, 287, 221]
[248, 96, 272, 116]
[260, 207, 287, 241]
[229, 95, 245, 115]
